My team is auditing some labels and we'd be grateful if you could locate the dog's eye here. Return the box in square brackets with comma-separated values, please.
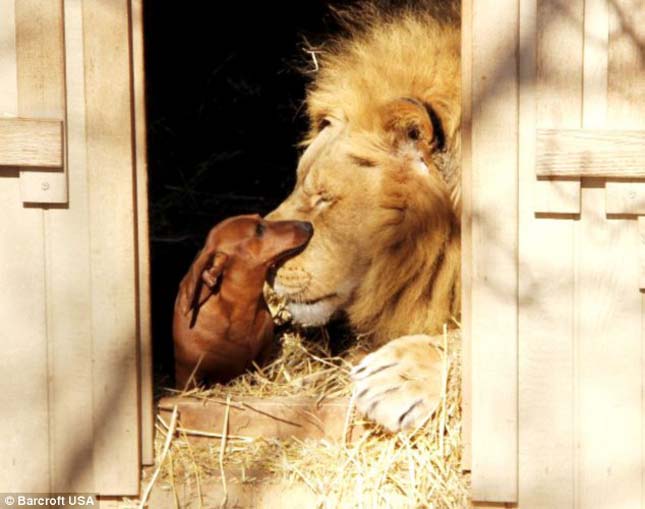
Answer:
[255, 223, 265, 237]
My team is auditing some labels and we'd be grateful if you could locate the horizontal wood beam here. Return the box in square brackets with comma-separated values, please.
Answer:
[472, 503, 518, 509]
[158, 396, 366, 443]
[0, 118, 63, 168]
[537, 128, 645, 177]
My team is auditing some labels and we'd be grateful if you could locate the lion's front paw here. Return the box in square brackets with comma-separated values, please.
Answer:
[350, 334, 445, 432]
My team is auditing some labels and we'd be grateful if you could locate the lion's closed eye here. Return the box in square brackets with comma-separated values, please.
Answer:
[313, 194, 334, 208]
[349, 155, 377, 168]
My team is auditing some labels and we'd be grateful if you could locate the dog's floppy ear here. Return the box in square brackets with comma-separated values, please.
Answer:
[181, 249, 228, 324]
[199, 251, 228, 290]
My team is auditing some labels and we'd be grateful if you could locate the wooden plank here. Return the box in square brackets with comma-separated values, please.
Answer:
[575, 183, 642, 509]
[469, 0, 518, 501]
[606, 7, 645, 502]
[131, 0, 154, 467]
[15, 0, 65, 118]
[638, 217, 645, 290]
[605, 182, 645, 215]
[82, 0, 140, 495]
[596, 1, 645, 508]
[536, 128, 645, 177]
[0, 0, 17, 117]
[0, 118, 62, 168]
[20, 169, 67, 203]
[159, 396, 367, 443]
[534, 178, 580, 214]
[0, 0, 50, 491]
[531, 0, 584, 212]
[606, 4, 645, 496]
[43, 0, 95, 492]
[17, 0, 67, 488]
[472, 504, 518, 509]
[518, 0, 582, 507]
[605, 0, 645, 219]
[582, 0, 608, 127]
[147, 477, 411, 509]
[15, 0, 66, 204]
[460, 0, 473, 473]
[575, 0, 643, 507]
[606, 0, 645, 125]
[574, 0, 609, 507]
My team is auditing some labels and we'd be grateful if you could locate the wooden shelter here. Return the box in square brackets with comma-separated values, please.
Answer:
[463, 0, 645, 506]
[2, 0, 645, 506]
[0, 0, 151, 498]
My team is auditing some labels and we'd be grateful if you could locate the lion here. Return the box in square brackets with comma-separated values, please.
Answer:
[267, 2, 461, 432]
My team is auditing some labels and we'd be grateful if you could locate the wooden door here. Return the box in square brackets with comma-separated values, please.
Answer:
[465, 0, 645, 506]
[0, 0, 151, 496]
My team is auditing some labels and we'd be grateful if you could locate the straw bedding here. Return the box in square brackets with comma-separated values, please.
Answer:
[144, 296, 469, 508]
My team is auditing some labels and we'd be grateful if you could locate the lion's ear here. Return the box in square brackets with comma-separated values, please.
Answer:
[382, 97, 445, 157]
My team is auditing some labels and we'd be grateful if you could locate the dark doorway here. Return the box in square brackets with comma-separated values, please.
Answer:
[144, 2, 352, 382]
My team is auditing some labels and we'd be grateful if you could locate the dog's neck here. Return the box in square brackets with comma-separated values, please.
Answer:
[219, 264, 269, 309]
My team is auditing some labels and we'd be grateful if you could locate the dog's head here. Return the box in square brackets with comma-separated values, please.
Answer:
[179, 214, 313, 323]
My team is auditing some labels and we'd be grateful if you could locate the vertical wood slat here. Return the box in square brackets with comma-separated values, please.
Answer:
[532, 0, 584, 215]
[575, 185, 641, 509]
[577, 1, 643, 508]
[469, 0, 519, 501]
[518, 0, 583, 508]
[45, 0, 95, 491]
[460, 0, 473, 473]
[15, 0, 65, 119]
[0, 0, 17, 117]
[582, 0, 608, 127]
[604, 23, 645, 509]
[608, 0, 645, 267]
[15, 0, 67, 204]
[130, 0, 154, 466]
[639, 216, 645, 290]
[531, 0, 583, 215]
[0, 0, 50, 491]
[604, 0, 645, 216]
[534, 178, 580, 214]
[83, 0, 140, 495]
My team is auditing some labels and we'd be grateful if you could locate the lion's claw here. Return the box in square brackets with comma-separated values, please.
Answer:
[351, 334, 445, 432]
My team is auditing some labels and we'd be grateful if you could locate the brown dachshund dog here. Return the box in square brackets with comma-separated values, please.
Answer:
[173, 214, 313, 389]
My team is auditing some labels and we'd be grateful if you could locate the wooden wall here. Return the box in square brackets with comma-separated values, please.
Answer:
[0, 0, 151, 495]
[465, 0, 645, 506]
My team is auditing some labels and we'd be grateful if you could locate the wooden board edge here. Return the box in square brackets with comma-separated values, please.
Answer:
[129, 0, 154, 468]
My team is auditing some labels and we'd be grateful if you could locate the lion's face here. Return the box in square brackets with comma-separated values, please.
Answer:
[267, 12, 461, 334]
[267, 96, 458, 327]
[268, 121, 380, 326]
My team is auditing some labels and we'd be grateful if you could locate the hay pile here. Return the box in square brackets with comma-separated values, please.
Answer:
[146, 309, 468, 508]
